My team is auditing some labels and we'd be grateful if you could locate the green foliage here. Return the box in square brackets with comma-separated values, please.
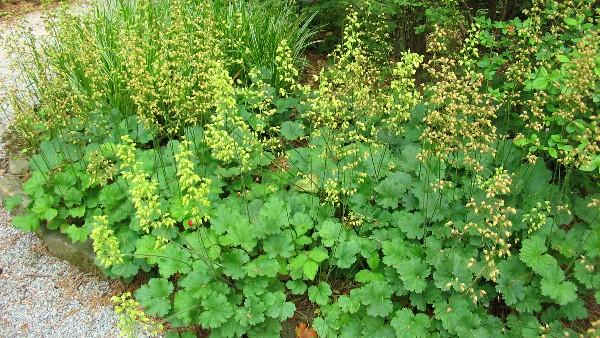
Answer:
[3, 195, 23, 212]
[391, 309, 431, 338]
[8, 1, 600, 337]
[308, 281, 332, 306]
[135, 278, 174, 317]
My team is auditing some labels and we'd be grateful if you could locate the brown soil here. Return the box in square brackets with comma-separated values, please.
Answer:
[302, 51, 329, 87]
[0, 0, 66, 22]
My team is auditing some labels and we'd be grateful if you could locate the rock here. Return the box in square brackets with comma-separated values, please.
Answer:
[36, 226, 103, 276]
[0, 175, 30, 214]
[0, 175, 23, 199]
[8, 157, 29, 175]
[0, 175, 25, 201]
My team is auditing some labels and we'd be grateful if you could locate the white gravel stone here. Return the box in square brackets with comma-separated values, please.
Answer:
[0, 207, 122, 337]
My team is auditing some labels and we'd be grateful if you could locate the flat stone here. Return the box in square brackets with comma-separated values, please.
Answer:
[0, 175, 23, 198]
[0, 175, 30, 214]
[36, 225, 103, 276]
[8, 157, 29, 175]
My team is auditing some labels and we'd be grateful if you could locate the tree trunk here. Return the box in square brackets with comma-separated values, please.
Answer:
[489, 0, 498, 20]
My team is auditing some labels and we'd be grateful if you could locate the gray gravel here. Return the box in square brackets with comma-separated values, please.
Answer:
[0, 208, 121, 337]
[0, 4, 124, 338]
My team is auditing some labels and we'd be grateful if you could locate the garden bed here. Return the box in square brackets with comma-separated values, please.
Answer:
[3, 0, 599, 337]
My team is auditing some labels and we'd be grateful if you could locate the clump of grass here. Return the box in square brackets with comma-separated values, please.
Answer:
[213, 0, 318, 86]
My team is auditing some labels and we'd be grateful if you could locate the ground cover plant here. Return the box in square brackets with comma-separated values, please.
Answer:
[3, 0, 600, 337]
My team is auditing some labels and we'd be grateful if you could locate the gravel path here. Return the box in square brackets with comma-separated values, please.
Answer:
[0, 4, 124, 338]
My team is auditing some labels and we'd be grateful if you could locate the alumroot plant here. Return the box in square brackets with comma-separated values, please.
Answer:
[275, 39, 300, 97]
[496, 0, 600, 170]
[86, 148, 116, 187]
[90, 215, 123, 268]
[112, 292, 164, 338]
[387, 52, 424, 133]
[174, 138, 212, 224]
[302, 9, 423, 206]
[463, 168, 517, 282]
[115, 136, 175, 239]
[419, 24, 498, 172]
[119, 0, 225, 136]
[8, 2, 600, 338]
[204, 63, 262, 172]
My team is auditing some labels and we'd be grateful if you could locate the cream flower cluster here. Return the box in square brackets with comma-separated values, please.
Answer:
[205, 65, 262, 172]
[386, 52, 424, 133]
[90, 215, 123, 268]
[112, 292, 163, 338]
[120, 0, 225, 136]
[419, 25, 498, 171]
[175, 138, 212, 223]
[116, 136, 175, 236]
[444, 168, 517, 282]
[523, 201, 551, 234]
[275, 39, 299, 96]
[86, 149, 116, 187]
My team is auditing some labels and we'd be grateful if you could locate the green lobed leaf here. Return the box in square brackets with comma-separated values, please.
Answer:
[303, 260, 319, 280]
[286, 279, 307, 295]
[391, 309, 431, 338]
[221, 249, 250, 279]
[110, 261, 139, 279]
[334, 237, 360, 268]
[318, 219, 341, 247]
[337, 293, 360, 314]
[280, 121, 305, 140]
[359, 281, 394, 317]
[172, 290, 201, 326]
[22, 171, 46, 197]
[13, 213, 40, 232]
[212, 203, 256, 251]
[199, 292, 234, 329]
[157, 244, 192, 278]
[245, 255, 280, 278]
[396, 258, 430, 293]
[263, 291, 295, 321]
[257, 196, 289, 236]
[135, 278, 174, 316]
[63, 225, 89, 243]
[308, 282, 332, 306]
[236, 296, 267, 326]
[394, 210, 425, 239]
[263, 230, 295, 258]
[179, 260, 214, 299]
[496, 256, 528, 305]
[308, 247, 329, 263]
[374, 171, 413, 209]
[540, 275, 577, 305]
[4, 195, 23, 212]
